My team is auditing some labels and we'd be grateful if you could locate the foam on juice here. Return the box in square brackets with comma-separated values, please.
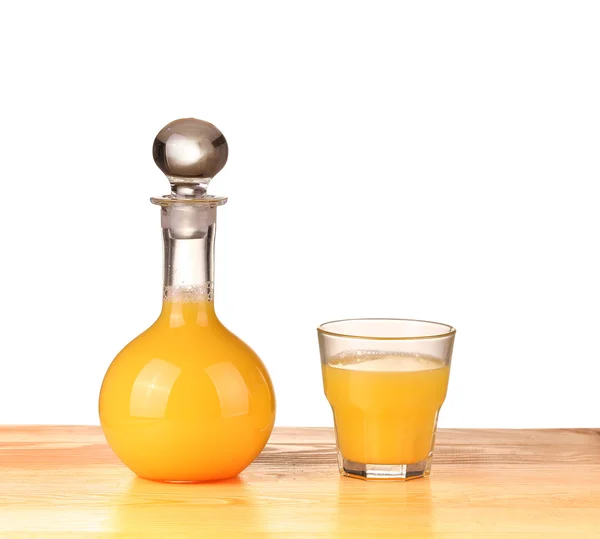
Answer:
[331, 354, 445, 372]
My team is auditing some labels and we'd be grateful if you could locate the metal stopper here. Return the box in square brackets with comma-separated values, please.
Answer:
[152, 118, 228, 197]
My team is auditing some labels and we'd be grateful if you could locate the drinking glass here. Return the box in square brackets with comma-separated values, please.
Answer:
[318, 318, 456, 480]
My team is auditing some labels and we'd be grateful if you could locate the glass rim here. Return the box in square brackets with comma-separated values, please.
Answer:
[317, 318, 456, 341]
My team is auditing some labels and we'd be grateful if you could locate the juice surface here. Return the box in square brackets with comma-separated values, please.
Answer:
[99, 300, 275, 482]
[322, 355, 449, 465]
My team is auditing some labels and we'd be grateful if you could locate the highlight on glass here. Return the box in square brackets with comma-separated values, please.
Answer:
[318, 318, 456, 480]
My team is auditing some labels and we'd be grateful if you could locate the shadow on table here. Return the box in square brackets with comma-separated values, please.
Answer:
[334, 477, 433, 536]
[109, 475, 266, 538]
[108, 471, 433, 538]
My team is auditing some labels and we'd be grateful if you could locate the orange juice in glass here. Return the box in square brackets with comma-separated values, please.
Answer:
[318, 319, 455, 480]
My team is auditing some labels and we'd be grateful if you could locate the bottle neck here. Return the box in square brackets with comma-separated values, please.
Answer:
[161, 206, 217, 303]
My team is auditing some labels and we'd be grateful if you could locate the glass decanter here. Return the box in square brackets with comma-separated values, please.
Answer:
[99, 118, 276, 482]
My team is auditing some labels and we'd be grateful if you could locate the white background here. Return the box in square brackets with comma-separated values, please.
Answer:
[1, 1, 598, 428]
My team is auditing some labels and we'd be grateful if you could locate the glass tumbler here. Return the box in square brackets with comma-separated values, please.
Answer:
[318, 319, 455, 480]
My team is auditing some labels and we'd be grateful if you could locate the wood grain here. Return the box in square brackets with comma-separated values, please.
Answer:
[0, 427, 599, 538]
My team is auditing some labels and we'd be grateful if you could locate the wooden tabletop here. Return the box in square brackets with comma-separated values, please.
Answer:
[0, 427, 599, 538]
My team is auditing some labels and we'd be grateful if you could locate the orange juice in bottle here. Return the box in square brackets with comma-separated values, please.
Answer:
[99, 119, 275, 482]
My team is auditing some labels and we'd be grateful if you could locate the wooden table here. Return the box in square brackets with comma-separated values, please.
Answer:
[0, 427, 598, 538]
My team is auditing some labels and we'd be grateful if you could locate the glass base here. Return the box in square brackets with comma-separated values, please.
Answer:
[339, 453, 432, 481]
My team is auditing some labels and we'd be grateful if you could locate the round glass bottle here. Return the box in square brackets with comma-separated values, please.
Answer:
[99, 119, 276, 482]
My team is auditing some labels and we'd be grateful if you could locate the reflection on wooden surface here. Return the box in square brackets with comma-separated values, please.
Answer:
[0, 426, 599, 537]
